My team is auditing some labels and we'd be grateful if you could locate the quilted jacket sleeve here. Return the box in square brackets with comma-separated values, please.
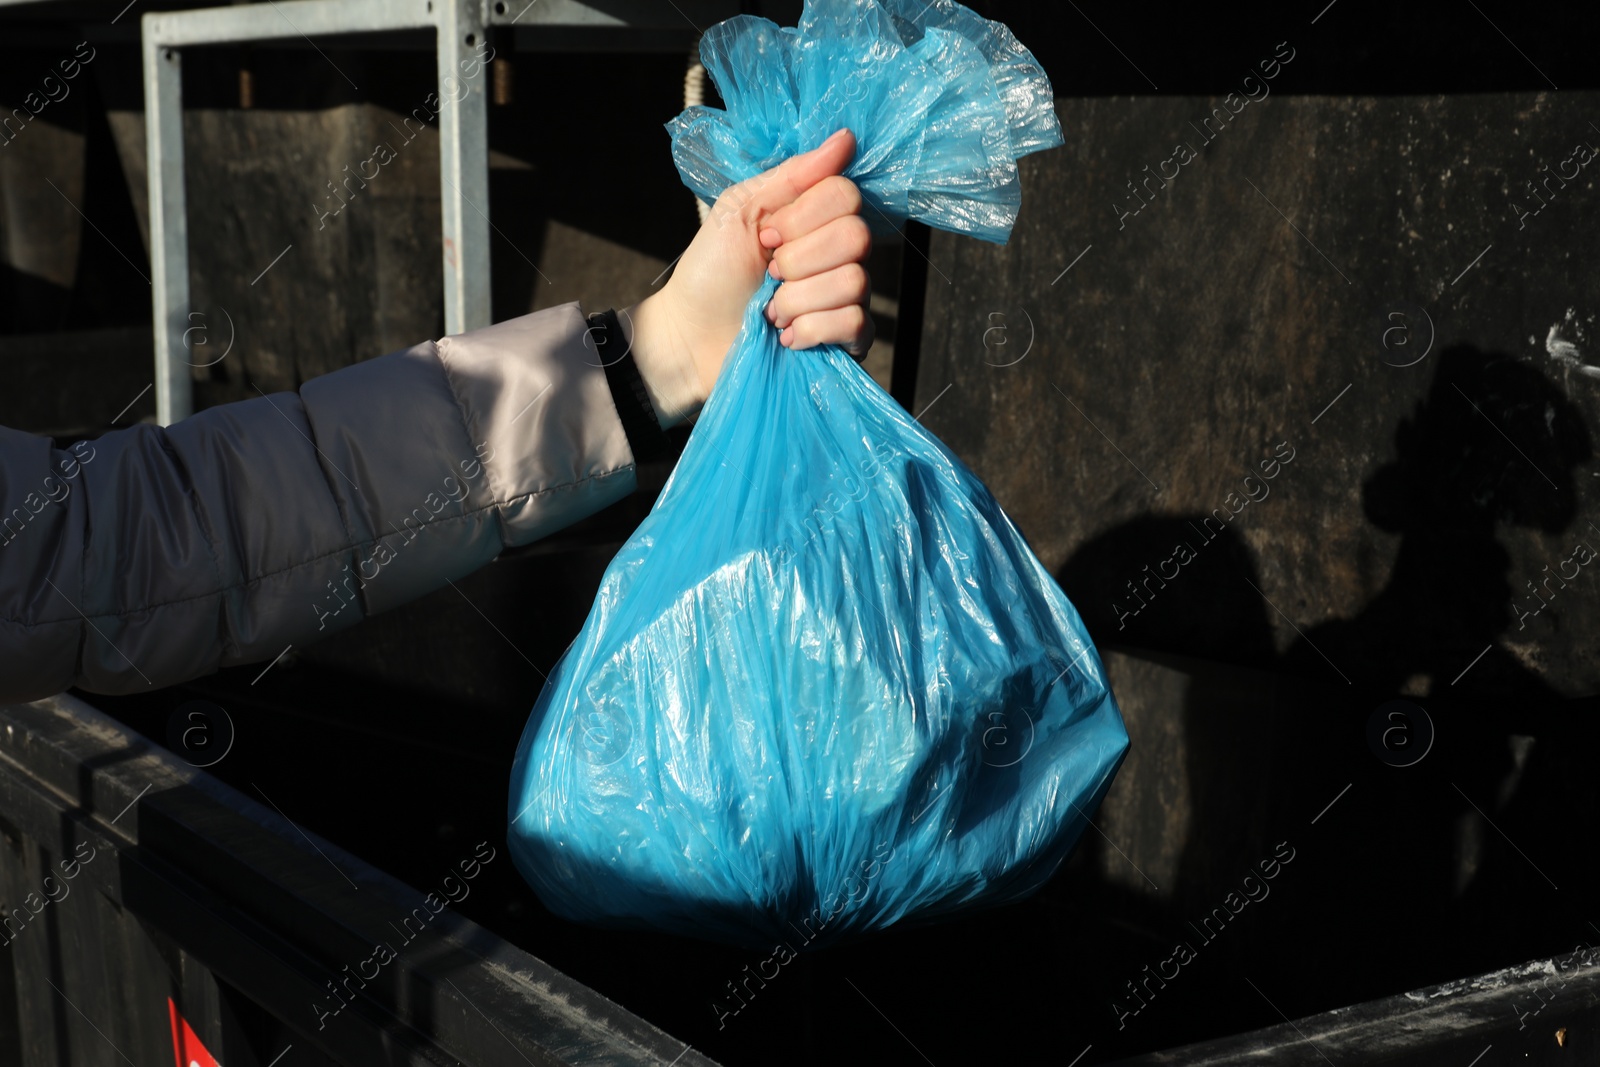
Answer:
[0, 302, 639, 701]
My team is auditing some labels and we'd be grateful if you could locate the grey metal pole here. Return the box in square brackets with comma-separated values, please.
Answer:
[436, 0, 492, 336]
[143, 28, 191, 426]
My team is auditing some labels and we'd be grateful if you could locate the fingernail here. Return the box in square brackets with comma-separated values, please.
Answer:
[779, 327, 794, 347]
[759, 227, 782, 247]
[825, 128, 848, 144]
[768, 259, 783, 280]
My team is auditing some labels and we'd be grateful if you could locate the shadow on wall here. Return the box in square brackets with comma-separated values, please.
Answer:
[1059, 343, 1593, 684]
[1052, 343, 1600, 1029]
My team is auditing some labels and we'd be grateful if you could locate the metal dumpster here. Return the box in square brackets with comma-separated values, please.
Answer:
[0, 691, 715, 1066]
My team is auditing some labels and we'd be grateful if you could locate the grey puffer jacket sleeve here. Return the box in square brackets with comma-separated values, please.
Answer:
[0, 302, 638, 702]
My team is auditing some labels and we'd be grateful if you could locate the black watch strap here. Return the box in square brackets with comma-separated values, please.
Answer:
[589, 308, 671, 463]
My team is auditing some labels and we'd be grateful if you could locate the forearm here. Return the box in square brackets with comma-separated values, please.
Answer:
[619, 293, 702, 428]
[0, 302, 638, 701]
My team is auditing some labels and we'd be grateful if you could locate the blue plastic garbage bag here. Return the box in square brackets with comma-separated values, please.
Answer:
[508, 0, 1129, 949]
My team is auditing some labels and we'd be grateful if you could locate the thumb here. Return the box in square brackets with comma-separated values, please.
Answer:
[737, 128, 857, 216]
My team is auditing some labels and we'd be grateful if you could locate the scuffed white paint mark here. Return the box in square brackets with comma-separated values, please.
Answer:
[1547, 324, 1581, 363]
[1545, 322, 1600, 379]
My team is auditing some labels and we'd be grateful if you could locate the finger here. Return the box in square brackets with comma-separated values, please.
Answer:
[764, 264, 871, 330]
[780, 304, 874, 359]
[734, 128, 856, 219]
[759, 175, 862, 249]
[769, 215, 871, 281]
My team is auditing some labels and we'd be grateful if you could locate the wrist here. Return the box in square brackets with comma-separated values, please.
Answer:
[620, 294, 702, 428]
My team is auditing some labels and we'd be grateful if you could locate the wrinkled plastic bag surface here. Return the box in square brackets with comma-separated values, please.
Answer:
[508, 0, 1129, 949]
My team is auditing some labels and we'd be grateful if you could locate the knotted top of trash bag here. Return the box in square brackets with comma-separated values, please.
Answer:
[667, 0, 1064, 244]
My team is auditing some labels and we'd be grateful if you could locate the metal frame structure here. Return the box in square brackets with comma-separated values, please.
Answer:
[141, 0, 733, 424]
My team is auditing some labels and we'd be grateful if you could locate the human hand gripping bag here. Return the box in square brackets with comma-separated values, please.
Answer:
[508, 0, 1129, 949]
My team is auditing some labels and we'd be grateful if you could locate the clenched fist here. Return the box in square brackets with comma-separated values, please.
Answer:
[623, 128, 874, 427]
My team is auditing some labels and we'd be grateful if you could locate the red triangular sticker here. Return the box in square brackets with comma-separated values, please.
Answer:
[168, 997, 223, 1067]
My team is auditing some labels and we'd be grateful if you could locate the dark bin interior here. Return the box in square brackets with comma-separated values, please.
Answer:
[84, 579, 1600, 1065]
[5, 0, 1600, 1062]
